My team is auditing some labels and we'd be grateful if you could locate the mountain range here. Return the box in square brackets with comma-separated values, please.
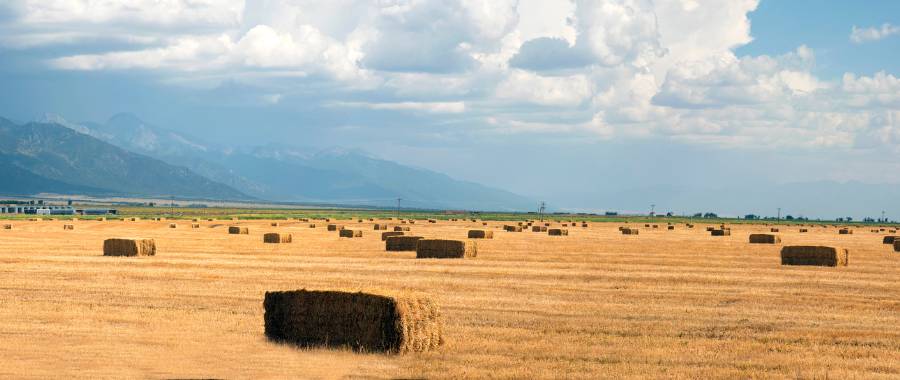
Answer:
[0, 113, 534, 210]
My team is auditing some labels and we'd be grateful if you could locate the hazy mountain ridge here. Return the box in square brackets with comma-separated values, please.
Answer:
[0, 117, 249, 200]
[32, 114, 535, 210]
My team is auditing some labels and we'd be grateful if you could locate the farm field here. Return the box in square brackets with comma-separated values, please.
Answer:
[1, 218, 900, 379]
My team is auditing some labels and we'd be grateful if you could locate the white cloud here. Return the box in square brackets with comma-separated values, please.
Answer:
[495, 70, 593, 106]
[850, 23, 900, 44]
[332, 101, 466, 113]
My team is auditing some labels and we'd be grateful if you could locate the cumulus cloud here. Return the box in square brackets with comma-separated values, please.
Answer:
[1, 0, 897, 153]
[850, 23, 900, 44]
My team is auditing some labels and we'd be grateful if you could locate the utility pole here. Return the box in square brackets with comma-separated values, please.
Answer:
[539, 201, 546, 222]
[396, 197, 402, 220]
[650, 204, 655, 216]
[777, 207, 781, 221]
[882, 210, 886, 223]
[170, 195, 175, 219]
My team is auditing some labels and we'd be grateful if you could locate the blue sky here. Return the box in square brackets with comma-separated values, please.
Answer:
[0, 0, 897, 217]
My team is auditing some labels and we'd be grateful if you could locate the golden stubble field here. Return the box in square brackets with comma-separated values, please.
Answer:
[1, 219, 899, 379]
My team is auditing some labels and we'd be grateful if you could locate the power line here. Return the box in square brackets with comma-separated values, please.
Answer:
[539, 201, 546, 222]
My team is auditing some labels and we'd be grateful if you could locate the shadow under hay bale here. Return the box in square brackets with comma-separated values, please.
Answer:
[382, 231, 404, 241]
[339, 229, 362, 238]
[263, 289, 443, 354]
[264, 233, 292, 243]
[781, 246, 848, 267]
[386, 236, 423, 251]
[416, 239, 476, 259]
[711, 229, 731, 236]
[749, 234, 781, 244]
[548, 229, 568, 236]
[228, 226, 249, 235]
[103, 238, 156, 257]
[467, 230, 493, 239]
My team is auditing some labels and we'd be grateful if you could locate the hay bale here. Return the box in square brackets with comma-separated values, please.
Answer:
[191, 223, 200, 228]
[548, 229, 568, 236]
[169, 223, 177, 228]
[621, 228, 639, 235]
[130, 218, 140, 222]
[264, 233, 292, 243]
[394, 226, 410, 232]
[2, 224, 11, 230]
[386, 236, 423, 251]
[382, 231, 404, 241]
[895, 240, 900, 253]
[706, 226, 715, 232]
[667, 225, 675, 230]
[770, 228, 779, 232]
[749, 234, 781, 244]
[652, 225, 659, 229]
[374, 224, 388, 230]
[207, 218, 215, 222]
[263, 289, 443, 354]
[427, 219, 437, 223]
[799, 229, 808, 233]
[531, 226, 547, 232]
[503, 225, 522, 232]
[711, 229, 731, 236]
[467, 230, 493, 239]
[416, 239, 476, 259]
[327, 224, 339, 231]
[103, 238, 156, 257]
[63, 224, 74, 230]
[339, 229, 362, 238]
[271, 222, 280, 227]
[309, 224, 316, 228]
[781, 246, 848, 267]
[228, 226, 249, 235]
[582, 223, 588, 228]
[883, 236, 897, 244]
[839, 228, 853, 235]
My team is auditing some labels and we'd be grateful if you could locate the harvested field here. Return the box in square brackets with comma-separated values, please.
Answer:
[1, 219, 900, 379]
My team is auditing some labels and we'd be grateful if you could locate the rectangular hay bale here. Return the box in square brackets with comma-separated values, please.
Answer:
[228, 226, 249, 234]
[882, 236, 897, 244]
[339, 229, 362, 238]
[264, 233, 292, 243]
[711, 229, 731, 236]
[386, 236, 423, 251]
[416, 239, 476, 259]
[467, 230, 493, 239]
[382, 231, 404, 241]
[263, 289, 443, 354]
[781, 246, 848, 267]
[103, 238, 156, 257]
[749, 234, 781, 244]
[548, 229, 568, 236]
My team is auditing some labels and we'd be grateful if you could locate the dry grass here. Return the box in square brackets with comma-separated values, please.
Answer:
[1, 219, 899, 378]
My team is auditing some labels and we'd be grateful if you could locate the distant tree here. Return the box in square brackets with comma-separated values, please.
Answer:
[666, 212, 673, 217]
[846, 217, 853, 222]
[785, 215, 794, 220]
[693, 213, 703, 218]
[703, 212, 718, 218]
[744, 214, 758, 220]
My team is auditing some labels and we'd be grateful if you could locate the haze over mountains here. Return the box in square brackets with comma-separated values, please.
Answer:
[0, 114, 534, 211]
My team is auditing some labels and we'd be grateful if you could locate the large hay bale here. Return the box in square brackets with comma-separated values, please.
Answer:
[2, 224, 11, 230]
[374, 224, 388, 230]
[621, 228, 639, 235]
[467, 230, 493, 239]
[63, 224, 74, 230]
[327, 224, 339, 231]
[381, 231, 404, 241]
[781, 246, 848, 267]
[386, 236, 423, 251]
[895, 240, 900, 252]
[228, 226, 249, 235]
[339, 229, 362, 238]
[548, 229, 568, 236]
[882, 236, 897, 244]
[103, 238, 156, 257]
[416, 239, 477, 259]
[394, 226, 410, 232]
[711, 229, 731, 236]
[263, 289, 443, 354]
[264, 233, 292, 243]
[749, 234, 781, 244]
[839, 228, 853, 235]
